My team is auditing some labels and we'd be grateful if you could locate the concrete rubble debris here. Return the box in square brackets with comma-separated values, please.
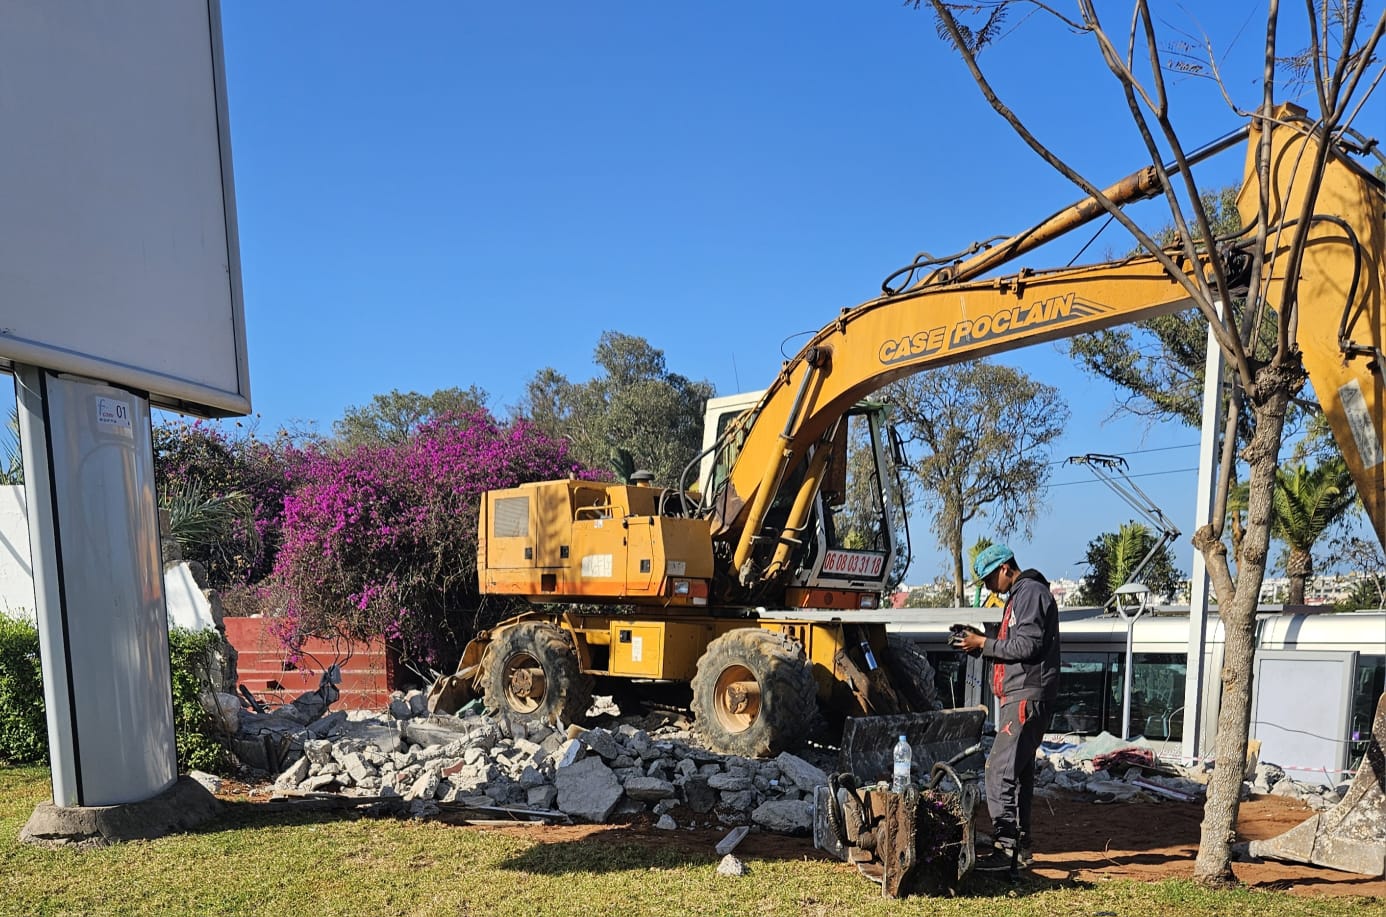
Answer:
[233, 687, 1350, 846]
[716, 854, 747, 877]
[715, 825, 749, 855]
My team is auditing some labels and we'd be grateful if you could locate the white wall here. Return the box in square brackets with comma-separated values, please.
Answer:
[0, 485, 34, 621]
[0, 484, 212, 629]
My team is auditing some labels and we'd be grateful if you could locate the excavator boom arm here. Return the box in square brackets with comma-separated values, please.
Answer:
[712, 112, 1386, 579]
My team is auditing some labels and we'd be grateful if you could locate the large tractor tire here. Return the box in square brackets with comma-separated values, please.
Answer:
[482, 621, 593, 727]
[690, 628, 818, 757]
[884, 635, 944, 711]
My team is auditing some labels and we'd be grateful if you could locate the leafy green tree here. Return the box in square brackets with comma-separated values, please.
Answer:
[903, 577, 954, 608]
[1233, 457, 1357, 605]
[1335, 575, 1385, 612]
[1072, 521, 1184, 607]
[1066, 187, 1242, 428]
[333, 386, 490, 448]
[885, 361, 1068, 605]
[519, 332, 714, 486]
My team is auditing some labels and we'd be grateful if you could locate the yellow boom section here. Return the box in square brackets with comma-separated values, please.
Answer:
[717, 115, 1386, 573]
[1246, 118, 1386, 545]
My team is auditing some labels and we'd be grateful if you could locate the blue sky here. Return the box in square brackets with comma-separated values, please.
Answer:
[185, 3, 1386, 583]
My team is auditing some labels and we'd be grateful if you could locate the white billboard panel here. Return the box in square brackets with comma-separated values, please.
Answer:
[0, 0, 250, 417]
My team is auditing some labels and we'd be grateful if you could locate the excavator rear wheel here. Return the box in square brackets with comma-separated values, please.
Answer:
[482, 621, 593, 727]
[691, 628, 817, 758]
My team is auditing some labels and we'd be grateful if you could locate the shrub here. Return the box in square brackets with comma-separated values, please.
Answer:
[273, 411, 591, 669]
[0, 615, 46, 764]
[0, 618, 233, 774]
[168, 627, 232, 773]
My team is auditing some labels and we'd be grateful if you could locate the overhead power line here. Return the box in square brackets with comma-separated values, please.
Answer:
[1048, 466, 1199, 489]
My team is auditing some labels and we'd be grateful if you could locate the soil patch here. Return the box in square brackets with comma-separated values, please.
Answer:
[216, 779, 1384, 899]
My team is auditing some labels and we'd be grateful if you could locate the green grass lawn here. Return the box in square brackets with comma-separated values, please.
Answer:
[1, 765, 1381, 916]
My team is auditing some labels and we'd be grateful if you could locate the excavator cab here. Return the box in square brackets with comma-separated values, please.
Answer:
[698, 391, 910, 609]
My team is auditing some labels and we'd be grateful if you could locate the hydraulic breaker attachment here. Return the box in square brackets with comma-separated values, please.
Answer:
[813, 753, 983, 897]
[839, 706, 988, 783]
[1247, 691, 1386, 876]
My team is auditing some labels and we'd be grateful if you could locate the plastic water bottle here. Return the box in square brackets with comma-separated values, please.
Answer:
[892, 735, 912, 793]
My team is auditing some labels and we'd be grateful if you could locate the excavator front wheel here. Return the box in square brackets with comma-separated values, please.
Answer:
[482, 621, 593, 727]
[883, 635, 944, 711]
[691, 628, 817, 757]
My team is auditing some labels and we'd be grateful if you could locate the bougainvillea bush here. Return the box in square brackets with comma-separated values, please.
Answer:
[272, 411, 591, 669]
[153, 420, 303, 588]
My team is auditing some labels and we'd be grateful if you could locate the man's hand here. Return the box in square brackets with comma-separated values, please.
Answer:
[956, 631, 986, 654]
[949, 623, 985, 655]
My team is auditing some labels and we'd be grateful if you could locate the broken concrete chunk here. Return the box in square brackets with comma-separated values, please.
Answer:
[554, 738, 585, 769]
[577, 727, 623, 761]
[708, 773, 753, 791]
[774, 752, 828, 792]
[719, 789, 756, 810]
[655, 814, 677, 830]
[715, 825, 750, 855]
[302, 773, 337, 792]
[402, 717, 475, 749]
[528, 785, 558, 809]
[303, 739, 334, 767]
[407, 770, 441, 802]
[188, 770, 221, 794]
[555, 756, 623, 823]
[341, 752, 373, 785]
[751, 798, 813, 834]
[716, 854, 747, 877]
[622, 776, 676, 801]
[681, 775, 718, 814]
[275, 756, 311, 789]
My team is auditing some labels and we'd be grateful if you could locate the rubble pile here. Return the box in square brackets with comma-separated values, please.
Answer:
[1028, 733, 1352, 809]
[216, 685, 1349, 836]
[228, 687, 823, 832]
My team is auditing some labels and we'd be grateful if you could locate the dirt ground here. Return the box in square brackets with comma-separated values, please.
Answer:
[217, 778, 1383, 898]
[463, 793, 1386, 899]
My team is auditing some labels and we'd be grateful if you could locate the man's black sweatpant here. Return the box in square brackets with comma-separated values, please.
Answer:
[985, 698, 1047, 848]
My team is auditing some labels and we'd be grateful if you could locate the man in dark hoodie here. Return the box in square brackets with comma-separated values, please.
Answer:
[954, 543, 1060, 873]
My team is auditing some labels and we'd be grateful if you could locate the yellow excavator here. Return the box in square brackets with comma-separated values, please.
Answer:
[430, 105, 1385, 789]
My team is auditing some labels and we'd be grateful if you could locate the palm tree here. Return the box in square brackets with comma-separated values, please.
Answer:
[1072, 521, 1183, 607]
[1, 407, 21, 485]
[1232, 457, 1358, 604]
[1270, 459, 1358, 604]
[159, 479, 255, 562]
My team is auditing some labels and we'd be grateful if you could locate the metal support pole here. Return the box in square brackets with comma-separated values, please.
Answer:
[1182, 304, 1226, 762]
[1114, 583, 1149, 741]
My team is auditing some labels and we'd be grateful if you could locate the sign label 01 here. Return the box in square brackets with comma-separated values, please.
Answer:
[96, 397, 133, 437]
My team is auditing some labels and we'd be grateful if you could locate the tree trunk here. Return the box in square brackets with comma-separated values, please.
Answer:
[948, 524, 965, 607]
[1192, 378, 1293, 886]
[1286, 546, 1312, 605]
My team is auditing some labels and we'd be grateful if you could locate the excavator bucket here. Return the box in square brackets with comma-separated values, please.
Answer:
[425, 636, 489, 714]
[816, 711, 988, 897]
[839, 706, 989, 783]
[1247, 691, 1386, 876]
